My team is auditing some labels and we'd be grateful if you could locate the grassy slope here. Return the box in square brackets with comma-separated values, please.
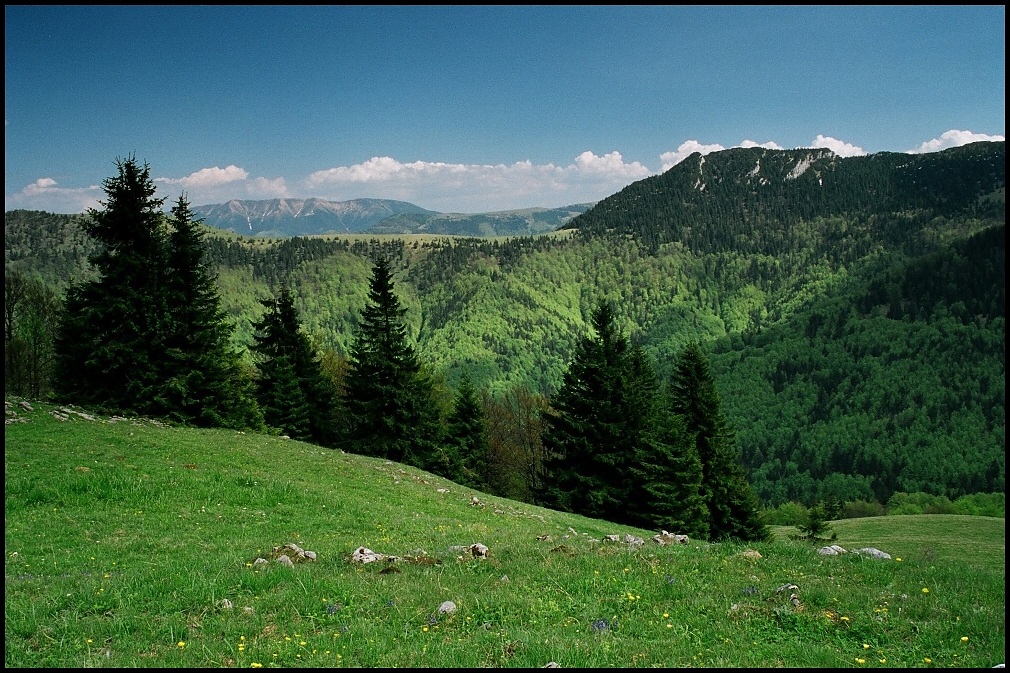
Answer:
[5, 398, 1005, 668]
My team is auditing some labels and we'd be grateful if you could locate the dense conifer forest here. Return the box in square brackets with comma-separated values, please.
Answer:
[5, 142, 1004, 522]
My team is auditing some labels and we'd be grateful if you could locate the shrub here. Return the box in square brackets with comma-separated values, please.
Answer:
[841, 499, 887, 519]
[762, 501, 808, 526]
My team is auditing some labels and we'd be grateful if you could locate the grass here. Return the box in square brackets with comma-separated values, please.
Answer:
[5, 398, 1005, 668]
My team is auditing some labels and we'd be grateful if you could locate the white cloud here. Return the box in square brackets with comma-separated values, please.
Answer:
[9, 131, 1005, 214]
[4, 177, 102, 213]
[660, 140, 726, 171]
[154, 166, 289, 206]
[739, 139, 785, 151]
[907, 129, 1006, 154]
[304, 152, 651, 212]
[810, 135, 865, 157]
[156, 165, 249, 188]
[659, 139, 785, 171]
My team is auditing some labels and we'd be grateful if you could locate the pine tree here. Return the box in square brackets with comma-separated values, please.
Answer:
[340, 257, 442, 469]
[161, 196, 263, 429]
[444, 371, 489, 488]
[54, 155, 170, 415]
[624, 344, 709, 538]
[668, 342, 769, 541]
[251, 286, 338, 444]
[539, 301, 632, 521]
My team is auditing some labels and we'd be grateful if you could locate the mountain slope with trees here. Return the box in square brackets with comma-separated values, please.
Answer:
[5, 141, 1004, 512]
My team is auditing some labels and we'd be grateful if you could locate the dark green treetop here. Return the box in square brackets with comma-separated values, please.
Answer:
[54, 156, 171, 414]
[340, 257, 443, 468]
[540, 300, 708, 533]
[251, 285, 338, 445]
[669, 342, 768, 541]
[443, 370, 489, 488]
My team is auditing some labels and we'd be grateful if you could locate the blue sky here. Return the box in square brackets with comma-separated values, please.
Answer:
[5, 5, 1005, 214]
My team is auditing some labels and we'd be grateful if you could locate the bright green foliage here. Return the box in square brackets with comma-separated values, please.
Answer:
[251, 286, 338, 444]
[340, 257, 443, 469]
[540, 301, 707, 533]
[54, 156, 172, 415]
[442, 371, 488, 487]
[669, 342, 769, 541]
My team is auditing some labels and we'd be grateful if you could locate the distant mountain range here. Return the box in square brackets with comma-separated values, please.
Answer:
[190, 197, 594, 238]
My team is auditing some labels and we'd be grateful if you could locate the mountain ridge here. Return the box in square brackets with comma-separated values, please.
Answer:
[191, 197, 595, 238]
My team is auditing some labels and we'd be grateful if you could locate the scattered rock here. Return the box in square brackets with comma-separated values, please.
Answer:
[852, 547, 892, 560]
[437, 600, 457, 614]
[469, 543, 489, 559]
[740, 549, 762, 559]
[250, 543, 318, 568]
[351, 546, 397, 564]
[818, 545, 848, 555]
[652, 531, 690, 546]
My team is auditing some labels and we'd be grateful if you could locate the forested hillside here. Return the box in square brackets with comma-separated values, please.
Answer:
[5, 142, 1004, 509]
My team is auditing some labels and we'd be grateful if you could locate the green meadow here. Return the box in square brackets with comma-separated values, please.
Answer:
[5, 398, 1005, 668]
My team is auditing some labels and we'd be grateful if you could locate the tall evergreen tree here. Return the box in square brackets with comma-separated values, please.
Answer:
[340, 257, 442, 469]
[444, 371, 489, 488]
[161, 196, 263, 429]
[251, 286, 338, 444]
[624, 344, 709, 538]
[669, 342, 768, 541]
[539, 301, 633, 521]
[540, 302, 711, 532]
[54, 156, 171, 414]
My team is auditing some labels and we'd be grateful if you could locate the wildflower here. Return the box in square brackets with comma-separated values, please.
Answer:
[863, 644, 870, 649]
[960, 636, 969, 643]
[840, 616, 850, 622]
[921, 587, 929, 594]
[663, 613, 669, 618]
[879, 658, 886, 664]
[924, 658, 932, 664]
[855, 658, 866, 665]
[87, 639, 93, 644]
[251, 664, 263, 668]
[896, 557, 902, 562]
[422, 626, 429, 632]
[177, 641, 186, 648]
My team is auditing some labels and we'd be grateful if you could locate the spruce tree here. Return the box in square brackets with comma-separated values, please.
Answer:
[161, 196, 263, 429]
[624, 344, 709, 538]
[539, 301, 633, 521]
[251, 286, 338, 444]
[668, 342, 769, 541]
[444, 370, 489, 488]
[54, 156, 170, 414]
[340, 257, 442, 469]
[539, 301, 708, 529]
